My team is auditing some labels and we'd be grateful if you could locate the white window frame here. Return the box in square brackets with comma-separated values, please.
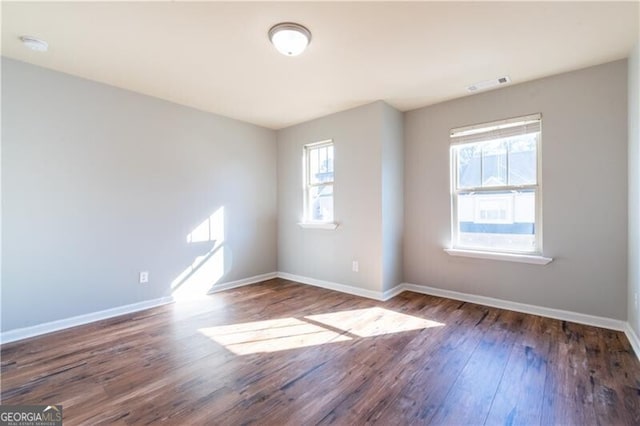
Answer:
[449, 114, 544, 256]
[301, 139, 336, 227]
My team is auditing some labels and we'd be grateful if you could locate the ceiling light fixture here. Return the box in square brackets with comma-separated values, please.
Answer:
[268, 22, 311, 57]
[20, 36, 48, 52]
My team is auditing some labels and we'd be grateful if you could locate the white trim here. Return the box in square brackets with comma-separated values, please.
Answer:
[0, 272, 279, 345]
[3, 272, 634, 361]
[382, 284, 405, 301]
[400, 282, 626, 331]
[624, 323, 640, 362]
[277, 272, 385, 301]
[444, 248, 553, 265]
[450, 117, 544, 256]
[0, 296, 174, 345]
[450, 113, 542, 138]
[297, 222, 338, 230]
[274, 274, 627, 334]
[304, 139, 335, 224]
[305, 139, 333, 149]
[276, 272, 403, 302]
[207, 272, 278, 294]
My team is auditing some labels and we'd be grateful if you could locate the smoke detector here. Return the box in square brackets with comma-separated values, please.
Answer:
[467, 76, 511, 93]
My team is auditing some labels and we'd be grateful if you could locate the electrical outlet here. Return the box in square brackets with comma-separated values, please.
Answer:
[139, 271, 149, 284]
[352, 261, 359, 272]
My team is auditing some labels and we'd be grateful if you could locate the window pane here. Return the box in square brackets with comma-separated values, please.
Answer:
[308, 184, 333, 222]
[457, 144, 481, 189]
[309, 148, 319, 183]
[309, 146, 334, 185]
[481, 141, 507, 187]
[508, 134, 537, 185]
[457, 189, 536, 252]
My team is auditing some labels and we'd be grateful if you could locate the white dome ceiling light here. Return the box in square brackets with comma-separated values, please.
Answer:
[20, 35, 48, 52]
[268, 22, 311, 57]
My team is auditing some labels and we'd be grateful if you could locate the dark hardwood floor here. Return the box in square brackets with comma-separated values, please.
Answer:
[1, 278, 639, 425]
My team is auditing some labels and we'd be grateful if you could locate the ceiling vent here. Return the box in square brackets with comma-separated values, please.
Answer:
[466, 76, 511, 93]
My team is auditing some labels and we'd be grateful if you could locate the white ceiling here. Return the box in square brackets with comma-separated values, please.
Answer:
[2, 2, 639, 129]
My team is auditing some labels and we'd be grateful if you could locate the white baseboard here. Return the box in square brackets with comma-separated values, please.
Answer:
[1, 271, 279, 345]
[275, 273, 401, 302]
[276, 273, 628, 334]
[382, 284, 405, 301]
[274, 273, 627, 331]
[0, 296, 174, 345]
[207, 272, 278, 294]
[4, 271, 638, 363]
[277, 272, 386, 301]
[624, 323, 640, 360]
[400, 282, 627, 332]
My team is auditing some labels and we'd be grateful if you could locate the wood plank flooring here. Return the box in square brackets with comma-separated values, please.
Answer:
[1, 278, 639, 425]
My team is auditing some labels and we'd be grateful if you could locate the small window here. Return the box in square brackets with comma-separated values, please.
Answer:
[304, 140, 334, 223]
[450, 114, 542, 254]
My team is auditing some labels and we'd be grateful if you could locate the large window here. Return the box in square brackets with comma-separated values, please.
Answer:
[304, 140, 334, 223]
[450, 114, 541, 254]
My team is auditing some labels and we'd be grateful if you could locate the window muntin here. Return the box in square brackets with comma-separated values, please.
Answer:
[304, 141, 334, 223]
[451, 115, 541, 254]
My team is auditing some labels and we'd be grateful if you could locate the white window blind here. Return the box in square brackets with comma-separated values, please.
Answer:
[450, 113, 541, 146]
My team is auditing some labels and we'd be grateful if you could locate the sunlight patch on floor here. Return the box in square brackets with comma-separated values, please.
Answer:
[306, 307, 444, 337]
[198, 317, 350, 355]
[198, 307, 444, 355]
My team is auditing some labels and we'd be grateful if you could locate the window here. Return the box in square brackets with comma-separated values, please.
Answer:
[450, 114, 541, 254]
[304, 140, 334, 223]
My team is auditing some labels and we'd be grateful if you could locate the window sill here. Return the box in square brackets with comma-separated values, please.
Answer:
[444, 248, 553, 265]
[298, 222, 339, 230]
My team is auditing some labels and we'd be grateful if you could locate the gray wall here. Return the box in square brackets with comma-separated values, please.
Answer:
[1, 58, 277, 331]
[3, 55, 632, 334]
[381, 103, 404, 291]
[629, 42, 640, 334]
[276, 101, 403, 294]
[277, 102, 384, 291]
[404, 60, 628, 320]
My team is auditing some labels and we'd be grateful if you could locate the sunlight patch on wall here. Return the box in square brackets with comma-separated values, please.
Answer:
[305, 307, 444, 337]
[172, 206, 227, 301]
[172, 247, 225, 301]
[187, 207, 225, 244]
[199, 317, 350, 355]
